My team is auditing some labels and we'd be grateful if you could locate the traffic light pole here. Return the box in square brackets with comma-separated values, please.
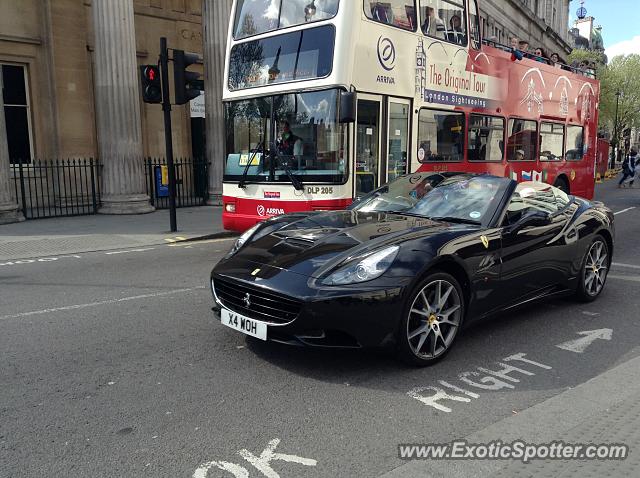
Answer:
[160, 37, 178, 233]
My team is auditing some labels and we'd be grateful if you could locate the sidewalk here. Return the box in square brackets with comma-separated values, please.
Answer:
[0, 206, 233, 261]
[381, 352, 640, 478]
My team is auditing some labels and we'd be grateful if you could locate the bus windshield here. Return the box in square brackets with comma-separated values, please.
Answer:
[233, 0, 340, 39]
[224, 88, 348, 185]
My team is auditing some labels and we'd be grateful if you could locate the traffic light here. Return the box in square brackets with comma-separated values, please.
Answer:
[140, 65, 162, 104]
[173, 49, 202, 105]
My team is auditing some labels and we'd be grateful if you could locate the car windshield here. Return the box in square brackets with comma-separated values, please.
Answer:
[351, 174, 510, 225]
[224, 89, 348, 185]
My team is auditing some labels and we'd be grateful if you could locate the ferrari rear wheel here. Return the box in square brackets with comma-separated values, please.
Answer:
[576, 237, 609, 302]
[398, 272, 464, 366]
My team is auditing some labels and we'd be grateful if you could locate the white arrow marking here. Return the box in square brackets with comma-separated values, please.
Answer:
[556, 329, 613, 354]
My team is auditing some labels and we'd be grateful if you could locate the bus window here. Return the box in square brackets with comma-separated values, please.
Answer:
[468, 0, 481, 50]
[420, 0, 467, 46]
[417, 108, 465, 162]
[540, 122, 565, 161]
[365, 0, 417, 31]
[228, 26, 335, 90]
[566, 125, 584, 161]
[234, 0, 340, 39]
[468, 115, 504, 162]
[507, 119, 537, 161]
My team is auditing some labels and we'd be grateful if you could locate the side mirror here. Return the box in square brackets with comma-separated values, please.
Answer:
[512, 211, 551, 232]
[339, 91, 356, 123]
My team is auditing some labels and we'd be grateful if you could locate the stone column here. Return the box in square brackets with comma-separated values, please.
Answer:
[92, 0, 153, 214]
[203, 0, 233, 205]
[0, 74, 25, 224]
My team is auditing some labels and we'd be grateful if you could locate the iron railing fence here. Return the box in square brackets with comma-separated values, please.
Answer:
[9, 157, 209, 219]
[144, 157, 209, 209]
[10, 159, 102, 219]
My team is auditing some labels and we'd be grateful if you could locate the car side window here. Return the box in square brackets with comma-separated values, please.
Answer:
[504, 182, 559, 225]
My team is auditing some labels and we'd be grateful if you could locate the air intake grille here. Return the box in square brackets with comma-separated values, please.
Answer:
[213, 278, 301, 325]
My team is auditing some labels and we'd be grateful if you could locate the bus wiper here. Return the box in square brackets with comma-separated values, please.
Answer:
[275, 151, 304, 191]
[238, 137, 265, 189]
[429, 216, 481, 225]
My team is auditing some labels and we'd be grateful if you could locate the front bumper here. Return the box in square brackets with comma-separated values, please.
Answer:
[210, 261, 412, 349]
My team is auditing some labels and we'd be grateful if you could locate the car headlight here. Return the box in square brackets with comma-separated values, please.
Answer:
[321, 245, 399, 285]
[228, 223, 261, 256]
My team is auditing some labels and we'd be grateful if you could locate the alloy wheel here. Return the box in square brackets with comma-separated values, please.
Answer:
[406, 279, 462, 359]
[584, 240, 608, 296]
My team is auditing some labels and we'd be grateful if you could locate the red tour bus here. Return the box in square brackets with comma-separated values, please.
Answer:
[221, 0, 600, 232]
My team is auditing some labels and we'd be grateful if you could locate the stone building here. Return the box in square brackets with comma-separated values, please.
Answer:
[480, 0, 573, 58]
[0, 0, 232, 221]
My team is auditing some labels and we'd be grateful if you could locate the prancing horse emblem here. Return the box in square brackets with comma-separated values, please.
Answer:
[481, 235, 490, 249]
[243, 293, 251, 308]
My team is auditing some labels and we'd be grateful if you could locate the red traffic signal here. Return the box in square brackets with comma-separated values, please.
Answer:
[140, 65, 162, 104]
[144, 66, 157, 82]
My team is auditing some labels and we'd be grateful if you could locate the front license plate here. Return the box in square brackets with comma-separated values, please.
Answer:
[221, 308, 267, 341]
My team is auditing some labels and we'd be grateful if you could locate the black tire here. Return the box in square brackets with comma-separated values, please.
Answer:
[575, 236, 609, 302]
[554, 177, 570, 194]
[397, 272, 465, 366]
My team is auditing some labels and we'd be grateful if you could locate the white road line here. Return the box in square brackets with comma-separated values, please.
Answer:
[614, 207, 636, 215]
[0, 286, 205, 321]
[612, 262, 640, 270]
[608, 275, 640, 283]
[105, 248, 156, 255]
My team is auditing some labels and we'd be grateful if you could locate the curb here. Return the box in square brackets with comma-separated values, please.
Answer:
[182, 231, 239, 242]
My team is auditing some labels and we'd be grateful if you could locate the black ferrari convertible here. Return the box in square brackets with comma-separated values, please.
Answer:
[210, 173, 614, 365]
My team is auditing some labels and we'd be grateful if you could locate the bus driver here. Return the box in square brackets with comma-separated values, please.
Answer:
[277, 120, 304, 169]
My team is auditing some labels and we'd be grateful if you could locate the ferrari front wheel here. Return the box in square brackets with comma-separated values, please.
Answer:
[397, 272, 464, 366]
[576, 237, 609, 302]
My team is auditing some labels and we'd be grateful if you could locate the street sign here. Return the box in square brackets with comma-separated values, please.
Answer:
[190, 92, 205, 118]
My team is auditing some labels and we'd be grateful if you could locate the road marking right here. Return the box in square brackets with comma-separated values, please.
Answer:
[555, 329, 613, 354]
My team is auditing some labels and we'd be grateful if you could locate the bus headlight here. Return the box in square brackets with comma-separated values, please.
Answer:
[225, 203, 236, 213]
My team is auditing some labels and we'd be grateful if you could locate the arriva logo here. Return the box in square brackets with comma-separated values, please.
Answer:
[377, 36, 396, 71]
[257, 205, 285, 217]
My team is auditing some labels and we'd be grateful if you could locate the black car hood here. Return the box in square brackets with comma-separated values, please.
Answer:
[229, 210, 474, 278]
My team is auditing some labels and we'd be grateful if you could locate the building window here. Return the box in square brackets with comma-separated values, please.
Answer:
[2, 64, 33, 164]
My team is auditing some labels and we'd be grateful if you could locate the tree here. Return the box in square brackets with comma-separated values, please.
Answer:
[598, 54, 640, 150]
[567, 48, 607, 67]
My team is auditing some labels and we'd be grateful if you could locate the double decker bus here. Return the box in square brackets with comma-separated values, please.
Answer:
[221, 0, 600, 232]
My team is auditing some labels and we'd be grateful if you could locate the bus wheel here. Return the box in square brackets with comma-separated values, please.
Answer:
[554, 177, 570, 194]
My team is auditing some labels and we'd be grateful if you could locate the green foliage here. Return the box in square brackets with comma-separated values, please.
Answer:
[598, 54, 640, 143]
[568, 49, 606, 67]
